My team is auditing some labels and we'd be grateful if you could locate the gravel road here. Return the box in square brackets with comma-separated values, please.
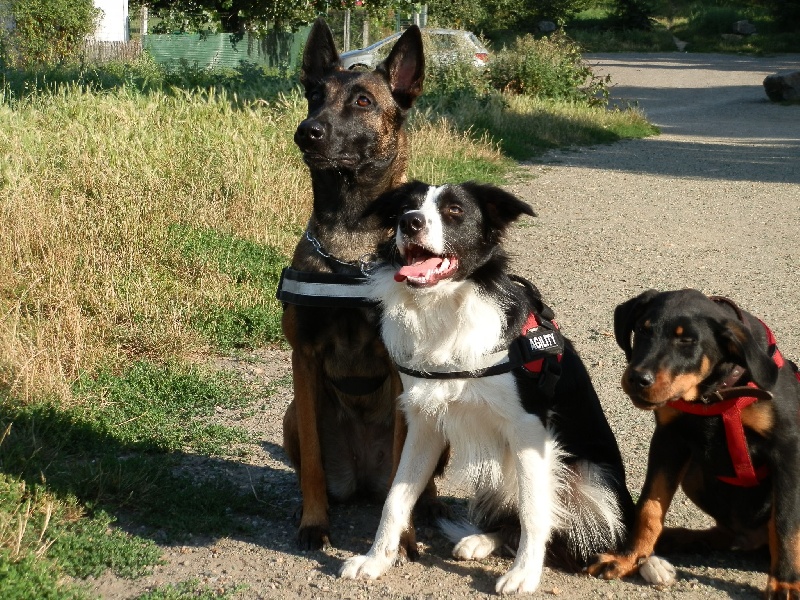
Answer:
[93, 53, 800, 599]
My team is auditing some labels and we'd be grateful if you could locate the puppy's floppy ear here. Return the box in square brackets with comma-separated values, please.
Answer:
[300, 18, 339, 89]
[614, 289, 659, 360]
[361, 180, 426, 229]
[377, 26, 424, 111]
[460, 182, 535, 237]
[717, 319, 779, 390]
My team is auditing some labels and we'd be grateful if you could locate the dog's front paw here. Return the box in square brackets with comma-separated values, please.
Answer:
[586, 552, 639, 580]
[639, 555, 676, 586]
[297, 524, 331, 551]
[495, 565, 541, 595]
[766, 576, 800, 599]
[453, 533, 501, 561]
[339, 555, 392, 580]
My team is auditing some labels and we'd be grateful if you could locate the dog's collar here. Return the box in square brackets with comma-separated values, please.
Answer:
[275, 228, 386, 308]
[668, 387, 772, 487]
[305, 229, 381, 276]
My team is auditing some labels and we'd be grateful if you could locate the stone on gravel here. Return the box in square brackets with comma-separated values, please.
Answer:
[763, 71, 800, 102]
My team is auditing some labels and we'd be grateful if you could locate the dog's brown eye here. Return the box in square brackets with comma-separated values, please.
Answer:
[447, 205, 463, 215]
[355, 95, 371, 107]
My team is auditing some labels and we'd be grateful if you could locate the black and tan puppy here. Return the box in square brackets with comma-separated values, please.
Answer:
[589, 289, 800, 599]
[280, 19, 430, 551]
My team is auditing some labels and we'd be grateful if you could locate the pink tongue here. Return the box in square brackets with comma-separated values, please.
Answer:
[394, 257, 443, 282]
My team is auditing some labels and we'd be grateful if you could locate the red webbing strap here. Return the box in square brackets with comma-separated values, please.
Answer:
[758, 319, 799, 383]
[759, 319, 785, 369]
[669, 391, 766, 487]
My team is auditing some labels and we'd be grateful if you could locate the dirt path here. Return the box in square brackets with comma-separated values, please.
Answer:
[92, 54, 800, 599]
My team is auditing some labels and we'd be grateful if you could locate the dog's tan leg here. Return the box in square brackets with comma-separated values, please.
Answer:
[588, 469, 680, 580]
[289, 348, 331, 550]
[392, 407, 420, 561]
[766, 503, 800, 599]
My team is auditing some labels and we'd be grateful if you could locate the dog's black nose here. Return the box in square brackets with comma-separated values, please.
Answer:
[626, 368, 655, 389]
[399, 211, 425, 236]
[295, 119, 325, 147]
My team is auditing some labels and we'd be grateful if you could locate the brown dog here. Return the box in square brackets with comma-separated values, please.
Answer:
[280, 18, 429, 551]
[589, 289, 800, 598]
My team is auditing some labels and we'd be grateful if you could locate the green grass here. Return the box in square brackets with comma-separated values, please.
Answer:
[169, 225, 287, 349]
[71, 361, 255, 455]
[0, 361, 281, 598]
[567, 0, 800, 53]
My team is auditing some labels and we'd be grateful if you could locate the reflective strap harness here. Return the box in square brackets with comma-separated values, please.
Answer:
[276, 267, 379, 308]
[395, 311, 564, 394]
[667, 319, 799, 487]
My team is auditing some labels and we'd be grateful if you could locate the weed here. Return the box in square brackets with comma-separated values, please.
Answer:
[71, 361, 256, 455]
[136, 579, 245, 599]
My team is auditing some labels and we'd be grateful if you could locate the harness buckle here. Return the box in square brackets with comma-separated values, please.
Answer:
[536, 356, 563, 397]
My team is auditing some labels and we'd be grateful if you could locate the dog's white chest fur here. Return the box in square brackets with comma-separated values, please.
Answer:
[373, 271, 505, 376]
[371, 270, 528, 485]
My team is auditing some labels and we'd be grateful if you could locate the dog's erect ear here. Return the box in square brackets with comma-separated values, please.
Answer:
[300, 18, 339, 89]
[613, 289, 660, 359]
[460, 182, 535, 238]
[362, 180, 426, 229]
[377, 26, 424, 110]
[717, 319, 780, 390]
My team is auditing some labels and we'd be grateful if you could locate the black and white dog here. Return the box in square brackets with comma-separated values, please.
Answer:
[339, 181, 637, 594]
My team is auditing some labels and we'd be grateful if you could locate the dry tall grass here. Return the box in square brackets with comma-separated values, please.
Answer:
[0, 86, 507, 404]
[1, 88, 309, 401]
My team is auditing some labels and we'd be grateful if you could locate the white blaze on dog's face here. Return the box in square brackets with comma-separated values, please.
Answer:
[393, 185, 484, 287]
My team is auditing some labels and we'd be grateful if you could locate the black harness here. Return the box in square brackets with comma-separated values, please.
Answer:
[276, 229, 380, 308]
[276, 267, 378, 307]
[275, 233, 564, 396]
[394, 309, 565, 397]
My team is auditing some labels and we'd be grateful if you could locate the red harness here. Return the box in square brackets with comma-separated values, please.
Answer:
[667, 320, 799, 487]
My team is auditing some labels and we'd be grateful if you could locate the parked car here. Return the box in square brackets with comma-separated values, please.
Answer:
[339, 28, 489, 70]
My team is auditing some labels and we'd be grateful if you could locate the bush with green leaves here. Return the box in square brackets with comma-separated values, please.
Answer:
[488, 32, 610, 105]
[0, 0, 99, 68]
[610, 0, 656, 30]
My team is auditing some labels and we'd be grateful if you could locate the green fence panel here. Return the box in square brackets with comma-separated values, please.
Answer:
[142, 29, 312, 70]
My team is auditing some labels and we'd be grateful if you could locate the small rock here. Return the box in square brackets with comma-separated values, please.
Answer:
[733, 20, 757, 35]
[538, 21, 557, 33]
[764, 71, 800, 102]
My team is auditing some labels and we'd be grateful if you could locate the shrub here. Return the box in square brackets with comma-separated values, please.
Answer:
[610, 0, 656, 30]
[0, 0, 99, 68]
[488, 31, 610, 105]
[684, 6, 744, 36]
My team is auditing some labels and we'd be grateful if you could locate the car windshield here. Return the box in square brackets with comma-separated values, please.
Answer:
[361, 34, 400, 52]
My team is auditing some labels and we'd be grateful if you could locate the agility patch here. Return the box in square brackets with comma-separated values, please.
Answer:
[276, 267, 379, 307]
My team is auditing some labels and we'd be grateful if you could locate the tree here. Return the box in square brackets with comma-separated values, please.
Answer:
[0, 0, 99, 67]
[132, 0, 415, 34]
